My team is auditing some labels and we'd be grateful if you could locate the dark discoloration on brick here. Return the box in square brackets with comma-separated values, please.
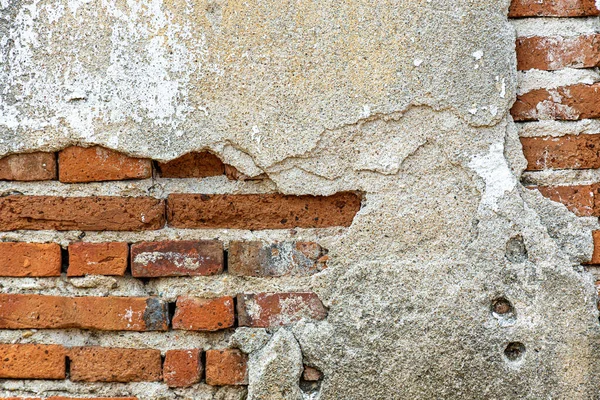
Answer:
[157, 152, 225, 178]
[143, 297, 170, 331]
[228, 241, 328, 277]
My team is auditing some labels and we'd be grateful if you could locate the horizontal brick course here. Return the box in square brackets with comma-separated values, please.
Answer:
[0, 152, 56, 181]
[172, 296, 235, 331]
[164, 349, 203, 387]
[58, 146, 152, 183]
[237, 292, 328, 327]
[509, 0, 600, 17]
[533, 184, 600, 216]
[520, 135, 600, 170]
[167, 192, 361, 230]
[205, 349, 248, 386]
[157, 152, 224, 178]
[516, 35, 600, 71]
[511, 83, 600, 121]
[0, 242, 61, 277]
[0, 195, 165, 231]
[0, 344, 65, 379]
[131, 240, 223, 277]
[67, 242, 129, 276]
[68, 347, 162, 382]
[0, 294, 168, 331]
[228, 241, 328, 277]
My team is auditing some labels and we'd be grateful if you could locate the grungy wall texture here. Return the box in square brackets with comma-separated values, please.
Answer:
[1, 0, 600, 399]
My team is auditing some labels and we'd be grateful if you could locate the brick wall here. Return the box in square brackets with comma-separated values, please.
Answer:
[0, 147, 359, 398]
[510, 0, 600, 303]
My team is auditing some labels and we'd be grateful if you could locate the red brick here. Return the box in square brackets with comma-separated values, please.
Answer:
[0, 242, 61, 277]
[163, 349, 203, 387]
[509, 0, 600, 17]
[67, 242, 129, 276]
[590, 231, 600, 264]
[520, 135, 600, 170]
[0, 344, 65, 379]
[172, 296, 235, 331]
[157, 152, 224, 178]
[0, 152, 56, 181]
[302, 366, 323, 381]
[68, 347, 162, 382]
[167, 192, 361, 230]
[0, 195, 165, 231]
[533, 184, 600, 216]
[511, 83, 600, 121]
[228, 241, 328, 277]
[0, 294, 168, 331]
[58, 146, 152, 183]
[131, 240, 223, 277]
[205, 349, 248, 386]
[237, 292, 327, 328]
[517, 35, 600, 71]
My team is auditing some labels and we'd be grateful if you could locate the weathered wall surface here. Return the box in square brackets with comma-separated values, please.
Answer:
[1, 0, 600, 399]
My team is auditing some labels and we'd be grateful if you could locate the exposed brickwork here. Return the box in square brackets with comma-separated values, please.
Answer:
[205, 349, 248, 386]
[302, 366, 323, 381]
[520, 135, 600, 170]
[0, 344, 65, 379]
[516, 35, 600, 71]
[131, 240, 223, 277]
[58, 146, 152, 183]
[163, 349, 203, 387]
[237, 292, 328, 327]
[0, 294, 168, 331]
[172, 296, 235, 331]
[533, 184, 599, 217]
[509, 0, 600, 17]
[68, 347, 162, 382]
[590, 230, 600, 264]
[0, 152, 56, 181]
[229, 241, 328, 277]
[511, 83, 600, 121]
[0, 242, 61, 277]
[157, 152, 225, 178]
[67, 242, 129, 276]
[167, 192, 361, 229]
[0, 196, 165, 231]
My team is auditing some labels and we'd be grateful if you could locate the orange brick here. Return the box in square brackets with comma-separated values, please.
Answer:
[172, 296, 235, 331]
[131, 240, 223, 277]
[167, 192, 361, 230]
[0, 242, 61, 277]
[520, 135, 600, 171]
[157, 152, 224, 178]
[0, 294, 168, 331]
[509, 0, 600, 17]
[511, 83, 600, 121]
[0, 152, 56, 181]
[516, 35, 600, 71]
[533, 184, 600, 216]
[0, 195, 165, 231]
[237, 292, 327, 328]
[58, 146, 152, 183]
[302, 366, 323, 381]
[590, 231, 600, 264]
[164, 349, 203, 387]
[67, 242, 129, 276]
[68, 347, 162, 382]
[0, 344, 65, 379]
[205, 349, 248, 386]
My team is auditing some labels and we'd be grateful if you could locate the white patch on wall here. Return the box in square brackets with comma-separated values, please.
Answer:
[468, 142, 517, 212]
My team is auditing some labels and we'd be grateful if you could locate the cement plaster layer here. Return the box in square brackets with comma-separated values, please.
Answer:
[2, 0, 600, 399]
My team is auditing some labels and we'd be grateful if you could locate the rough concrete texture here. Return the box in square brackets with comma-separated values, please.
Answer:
[1, 0, 600, 399]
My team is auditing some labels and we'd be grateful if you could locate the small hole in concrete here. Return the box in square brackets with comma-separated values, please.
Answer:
[492, 297, 513, 315]
[506, 235, 528, 263]
[504, 342, 525, 362]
